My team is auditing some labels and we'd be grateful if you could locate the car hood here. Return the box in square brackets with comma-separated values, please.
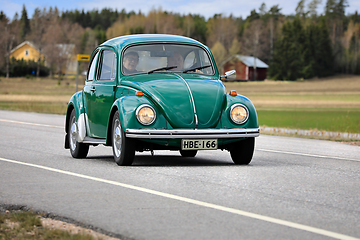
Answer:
[121, 73, 226, 128]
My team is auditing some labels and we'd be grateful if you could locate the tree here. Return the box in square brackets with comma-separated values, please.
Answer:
[259, 3, 267, 16]
[42, 9, 64, 78]
[270, 16, 334, 80]
[191, 15, 207, 43]
[269, 18, 306, 80]
[296, 0, 308, 19]
[265, 5, 284, 63]
[207, 15, 238, 50]
[0, 11, 5, 21]
[268, 5, 282, 20]
[19, 5, 30, 40]
[30, 8, 47, 77]
[241, 19, 269, 70]
[173, 14, 207, 43]
[94, 25, 107, 44]
[0, 14, 20, 78]
[308, 0, 322, 18]
[343, 20, 360, 73]
[211, 41, 227, 69]
[246, 10, 260, 22]
[229, 38, 241, 56]
[325, 0, 349, 73]
[303, 19, 333, 78]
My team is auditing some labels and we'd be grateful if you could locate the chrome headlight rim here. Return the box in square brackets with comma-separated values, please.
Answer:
[136, 104, 156, 126]
[230, 103, 249, 125]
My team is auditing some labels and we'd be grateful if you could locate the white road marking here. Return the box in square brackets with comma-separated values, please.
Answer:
[258, 148, 360, 162]
[1, 157, 359, 240]
[0, 119, 63, 128]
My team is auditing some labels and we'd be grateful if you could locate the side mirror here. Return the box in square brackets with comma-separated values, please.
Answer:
[221, 70, 236, 80]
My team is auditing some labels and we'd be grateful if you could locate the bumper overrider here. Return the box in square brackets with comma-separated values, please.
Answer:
[125, 128, 260, 139]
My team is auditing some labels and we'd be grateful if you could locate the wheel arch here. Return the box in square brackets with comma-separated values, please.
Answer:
[65, 104, 75, 134]
[106, 105, 120, 146]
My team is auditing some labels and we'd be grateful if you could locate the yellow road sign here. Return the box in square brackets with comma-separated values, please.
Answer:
[77, 54, 90, 61]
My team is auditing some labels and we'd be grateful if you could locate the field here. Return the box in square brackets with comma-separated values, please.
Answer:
[225, 75, 360, 134]
[0, 77, 79, 115]
[0, 75, 359, 135]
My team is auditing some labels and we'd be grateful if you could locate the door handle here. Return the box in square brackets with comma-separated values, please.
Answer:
[90, 87, 96, 93]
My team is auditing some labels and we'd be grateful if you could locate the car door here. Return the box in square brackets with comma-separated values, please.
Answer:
[84, 48, 117, 138]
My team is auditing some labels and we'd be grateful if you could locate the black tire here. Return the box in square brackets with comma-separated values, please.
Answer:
[230, 137, 255, 165]
[179, 150, 198, 157]
[68, 109, 89, 158]
[112, 111, 135, 166]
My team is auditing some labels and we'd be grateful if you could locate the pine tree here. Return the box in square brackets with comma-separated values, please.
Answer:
[269, 18, 306, 80]
[315, 18, 334, 76]
[20, 4, 30, 40]
[0, 11, 5, 21]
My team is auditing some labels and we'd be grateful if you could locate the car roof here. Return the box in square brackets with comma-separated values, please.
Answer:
[100, 34, 206, 52]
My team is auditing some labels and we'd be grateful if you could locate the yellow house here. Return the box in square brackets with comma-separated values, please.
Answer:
[10, 41, 78, 75]
[10, 41, 44, 62]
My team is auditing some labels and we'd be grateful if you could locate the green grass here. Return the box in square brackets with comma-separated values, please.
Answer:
[257, 108, 360, 133]
[224, 75, 360, 134]
[0, 210, 99, 240]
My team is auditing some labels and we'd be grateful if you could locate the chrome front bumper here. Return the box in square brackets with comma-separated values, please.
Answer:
[125, 128, 260, 139]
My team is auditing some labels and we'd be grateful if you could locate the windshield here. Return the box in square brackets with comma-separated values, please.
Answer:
[122, 44, 214, 76]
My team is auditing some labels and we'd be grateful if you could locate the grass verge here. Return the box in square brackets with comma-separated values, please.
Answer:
[0, 210, 100, 240]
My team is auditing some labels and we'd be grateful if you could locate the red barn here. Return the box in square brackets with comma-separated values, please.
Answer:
[222, 55, 269, 81]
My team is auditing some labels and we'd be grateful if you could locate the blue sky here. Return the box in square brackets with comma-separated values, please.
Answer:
[1, 0, 359, 20]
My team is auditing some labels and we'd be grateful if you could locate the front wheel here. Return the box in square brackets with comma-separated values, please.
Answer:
[68, 109, 89, 158]
[230, 138, 255, 165]
[112, 111, 135, 166]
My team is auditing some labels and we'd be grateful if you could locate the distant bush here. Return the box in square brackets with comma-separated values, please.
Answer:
[8, 58, 49, 77]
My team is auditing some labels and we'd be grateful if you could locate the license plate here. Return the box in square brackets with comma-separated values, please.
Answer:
[181, 139, 218, 150]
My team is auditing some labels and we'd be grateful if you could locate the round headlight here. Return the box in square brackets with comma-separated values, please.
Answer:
[230, 104, 249, 124]
[136, 105, 156, 125]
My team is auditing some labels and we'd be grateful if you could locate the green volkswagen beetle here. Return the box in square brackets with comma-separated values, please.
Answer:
[65, 34, 259, 166]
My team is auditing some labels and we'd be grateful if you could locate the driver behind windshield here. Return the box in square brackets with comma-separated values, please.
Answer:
[123, 51, 139, 74]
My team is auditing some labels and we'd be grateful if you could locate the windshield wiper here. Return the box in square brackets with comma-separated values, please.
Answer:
[148, 66, 177, 74]
[182, 65, 211, 73]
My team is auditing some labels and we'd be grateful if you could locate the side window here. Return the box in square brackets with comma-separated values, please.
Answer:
[87, 51, 99, 81]
[99, 50, 116, 81]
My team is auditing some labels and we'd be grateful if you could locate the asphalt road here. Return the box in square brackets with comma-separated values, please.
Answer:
[0, 110, 360, 240]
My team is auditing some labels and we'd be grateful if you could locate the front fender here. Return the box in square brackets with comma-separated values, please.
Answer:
[110, 95, 168, 132]
[220, 94, 259, 129]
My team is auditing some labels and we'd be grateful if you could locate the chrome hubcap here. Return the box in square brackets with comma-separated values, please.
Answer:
[113, 119, 122, 157]
[70, 117, 78, 151]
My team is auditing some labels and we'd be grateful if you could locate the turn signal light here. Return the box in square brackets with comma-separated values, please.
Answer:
[136, 91, 143, 96]
[229, 90, 237, 96]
